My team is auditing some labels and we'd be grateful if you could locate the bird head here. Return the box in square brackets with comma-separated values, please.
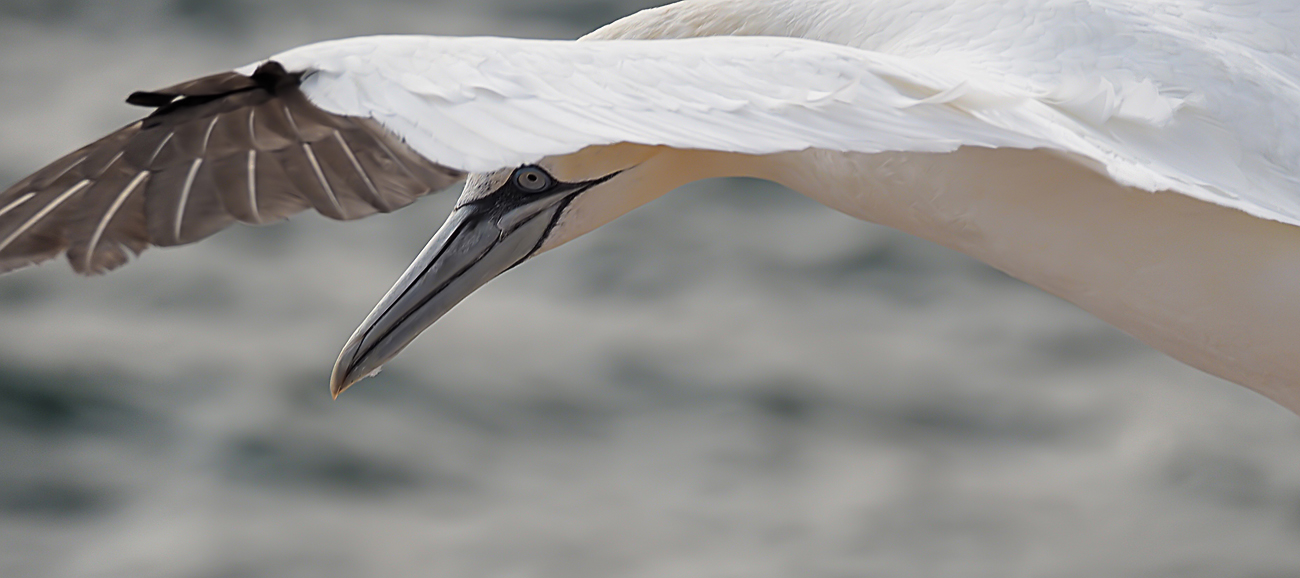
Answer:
[328, 143, 677, 396]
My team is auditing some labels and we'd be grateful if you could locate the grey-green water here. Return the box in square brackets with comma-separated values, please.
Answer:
[2, 2, 1299, 576]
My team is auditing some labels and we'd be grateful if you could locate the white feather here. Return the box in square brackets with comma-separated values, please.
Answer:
[233, 0, 1299, 227]
[220, 0, 1300, 408]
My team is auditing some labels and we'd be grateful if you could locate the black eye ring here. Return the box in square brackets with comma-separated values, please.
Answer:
[513, 166, 554, 193]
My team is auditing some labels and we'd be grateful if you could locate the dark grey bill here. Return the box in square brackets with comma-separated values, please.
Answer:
[329, 168, 615, 396]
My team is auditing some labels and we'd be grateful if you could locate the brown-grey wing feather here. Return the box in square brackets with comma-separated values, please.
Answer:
[0, 61, 465, 275]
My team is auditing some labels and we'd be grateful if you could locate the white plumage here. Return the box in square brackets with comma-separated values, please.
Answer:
[2, 0, 1299, 411]
[254, 1, 1300, 224]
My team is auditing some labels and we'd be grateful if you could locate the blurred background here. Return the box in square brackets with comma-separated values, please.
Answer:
[2, 1, 1300, 576]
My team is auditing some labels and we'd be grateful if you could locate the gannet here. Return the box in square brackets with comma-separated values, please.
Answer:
[1, 0, 1299, 413]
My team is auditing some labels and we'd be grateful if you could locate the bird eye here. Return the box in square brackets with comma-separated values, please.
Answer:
[513, 166, 553, 193]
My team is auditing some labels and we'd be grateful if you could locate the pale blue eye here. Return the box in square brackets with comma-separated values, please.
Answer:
[513, 166, 553, 193]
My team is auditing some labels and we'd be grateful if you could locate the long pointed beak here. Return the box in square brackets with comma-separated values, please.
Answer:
[328, 195, 567, 397]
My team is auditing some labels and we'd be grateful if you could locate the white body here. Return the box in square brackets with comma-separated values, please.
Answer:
[770, 148, 1300, 413]
[9, 0, 1297, 409]
[601, 0, 1300, 412]
[248, 0, 1300, 410]
[600, 0, 1300, 413]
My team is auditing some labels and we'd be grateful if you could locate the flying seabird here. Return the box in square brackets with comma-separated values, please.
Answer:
[2, 0, 1299, 413]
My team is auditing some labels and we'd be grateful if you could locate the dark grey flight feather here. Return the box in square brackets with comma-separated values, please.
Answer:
[0, 61, 465, 275]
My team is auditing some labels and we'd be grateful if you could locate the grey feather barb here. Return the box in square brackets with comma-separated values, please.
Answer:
[0, 61, 465, 275]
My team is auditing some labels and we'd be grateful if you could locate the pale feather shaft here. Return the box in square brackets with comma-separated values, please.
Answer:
[333, 130, 382, 204]
[173, 158, 202, 241]
[83, 170, 150, 271]
[246, 151, 260, 223]
[0, 180, 91, 253]
[0, 193, 34, 220]
[302, 142, 344, 216]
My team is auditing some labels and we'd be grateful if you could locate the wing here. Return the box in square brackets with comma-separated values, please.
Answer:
[0, 61, 462, 274]
[268, 34, 1300, 224]
[5, 32, 1299, 274]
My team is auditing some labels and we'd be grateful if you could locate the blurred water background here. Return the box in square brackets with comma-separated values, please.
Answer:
[2, 1, 1300, 576]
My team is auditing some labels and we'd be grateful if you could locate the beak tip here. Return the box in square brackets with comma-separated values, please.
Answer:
[329, 344, 361, 400]
[328, 368, 350, 400]
[324, 197, 556, 402]
[329, 350, 382, 400]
